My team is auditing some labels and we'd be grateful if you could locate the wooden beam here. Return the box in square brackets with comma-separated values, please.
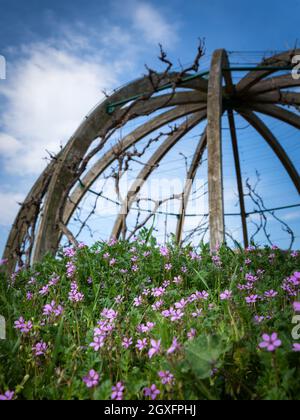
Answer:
[250, 103, 300, 130]
[207, 49, 226, 250]
[251, 91, 300, 106]
[101, 91, 207, 135]
[236, 49, 300, 93]
[245, 74, 300, 96]
[111, 112, 206, 239]
[32, 75, 202, 262]
[238, 108, 300, 195]
[2, 154, 61, 274]
[63, 104, 206, 227]
[223, 51, 249, 248]
[228, 110, 249, 248]
[175, 129, 207, 244]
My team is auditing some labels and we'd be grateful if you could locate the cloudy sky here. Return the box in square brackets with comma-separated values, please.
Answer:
[0, 0, 300, 252]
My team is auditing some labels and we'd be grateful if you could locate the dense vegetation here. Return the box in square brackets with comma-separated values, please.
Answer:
[0, 233, 299, 400]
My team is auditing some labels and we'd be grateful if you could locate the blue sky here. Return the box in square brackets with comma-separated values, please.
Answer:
[0, 0, 299, 253]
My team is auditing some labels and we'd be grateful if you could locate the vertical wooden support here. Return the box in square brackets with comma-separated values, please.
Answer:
[175, 129, 207, 243]
[207, 49, 226, 250]
[227, 110, 249, 248]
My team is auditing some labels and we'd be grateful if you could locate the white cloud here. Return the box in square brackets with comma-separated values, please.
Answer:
[0, 133, 22, 157]
[132, 2, 178, 47]
[0, 42, 120, 175]
[0, 8, 180, 234]
[0, 4, 179, 177]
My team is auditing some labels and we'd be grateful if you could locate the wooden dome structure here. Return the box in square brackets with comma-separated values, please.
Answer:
[3, 48, 300, 274]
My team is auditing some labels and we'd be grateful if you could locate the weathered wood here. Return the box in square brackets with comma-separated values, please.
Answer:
[4, 49, 300, 270]
[250, 103, 300, 130]
[238, 108, 300, 195]
[207, 49, 226, 250]
[251, 91, 300, 106]
[223, 51, 249, 248]
[32, 75, 205, 262]
[236, 49, 300, 93]
[2, 154, 61, 274]
[228, 110, 249, 248]
[111, 112, 206, 239]
[175, 130, 207, 243]
[245, 74, 300, 96]
[99, 91, 207, 136]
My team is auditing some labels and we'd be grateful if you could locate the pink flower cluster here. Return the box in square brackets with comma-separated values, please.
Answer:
[137, 322, 156, 334]
[66, 261, 76, 278]
[282, 272, 300, 297]
[68, 281, 84, 303]
[38, 275, 60, 297]
[32, 341, 48, 357]
[83, 370, 100, 388]
[161, 290, 209, 322]
[14, 317, 33, 335]
[64, 247, 76, 258]
[43, 301, 64, 318]
[158, 370, 175, 385]
[111, 382, 124, 400]
[220, 290, 232, 301]
[90, 309, 118, 351]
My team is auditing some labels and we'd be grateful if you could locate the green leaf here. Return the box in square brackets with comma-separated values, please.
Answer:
[184, 334, 231, 379]
[93, 379, 112, 400]
[192, 269, 210, 290]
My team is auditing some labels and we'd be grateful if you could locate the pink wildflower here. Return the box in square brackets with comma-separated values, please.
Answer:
[148, 339, 161, 359]
[220, 290, 232, 301]
[32, 341, 48, 357]
[167, 337, 180, 355]
[82, 369, 100, 388]
[136, 339, 148, 351]
[158, 371, 175, 385]
[122, 337, 133, 349]
[259, 333, 282, 352]
[144, 384, 160, 400]
[111, 382, 124, 400]
[0, 391, 14, 400]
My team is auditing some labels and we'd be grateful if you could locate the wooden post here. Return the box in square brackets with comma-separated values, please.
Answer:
[228, 110, 249, 248]
[207, 49, 226, 250]
[176, 129, 207, 243]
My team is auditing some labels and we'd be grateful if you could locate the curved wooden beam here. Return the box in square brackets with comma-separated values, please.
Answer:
[238, 108, 300, 195]
[100, 90, 207, 136]
[245, 74, 300, 96]
[207, 49, 226, 249]
[175, 129, 207, 243]
[63, 104, 206, 227]
[2, 152, 64, 274]
[251, 91, 300, 106]
[236, 49, 300, 93]
[183, 77, 209, 92]
[32, 74, 204, 262]
[111, 112, 206, 239]
[249, 103, 300, 130]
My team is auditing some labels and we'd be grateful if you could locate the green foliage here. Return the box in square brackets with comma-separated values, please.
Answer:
[0, 237, 299, 400]
[184, 334, 231, 379]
